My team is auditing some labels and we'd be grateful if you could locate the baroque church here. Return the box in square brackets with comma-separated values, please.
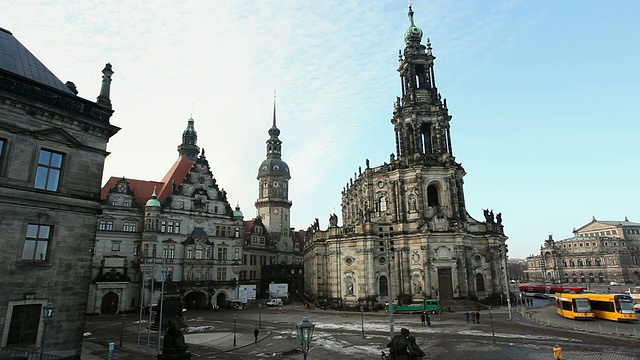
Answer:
[302, 5, 509, 308]
[89, 104, 303, 315]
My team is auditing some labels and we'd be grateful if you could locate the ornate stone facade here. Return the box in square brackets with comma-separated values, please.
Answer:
[0, 28, 118, 358]
[525, 218, 640, 285]
[89, 108, 304, 314]
[302, 5, 508, 308]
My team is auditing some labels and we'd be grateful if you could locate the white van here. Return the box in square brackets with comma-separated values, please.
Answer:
[267, 298, 283, 307]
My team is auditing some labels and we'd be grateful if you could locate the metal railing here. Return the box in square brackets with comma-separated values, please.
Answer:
[0, 348, 68, 360]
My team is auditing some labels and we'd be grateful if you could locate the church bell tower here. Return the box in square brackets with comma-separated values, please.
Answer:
[255, 95, 292, 243]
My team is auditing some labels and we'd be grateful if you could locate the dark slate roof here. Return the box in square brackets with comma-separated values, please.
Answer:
[0, 27, 75, 95]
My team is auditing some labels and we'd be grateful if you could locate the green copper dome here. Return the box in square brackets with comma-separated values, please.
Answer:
[404, 4, 423, 45]
[233, 204, 243, 218]
[145, 187, 161, 208]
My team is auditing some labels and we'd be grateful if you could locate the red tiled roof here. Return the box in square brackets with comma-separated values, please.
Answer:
[101, 155, 195, 206]
[157, 155, 194, 202]
[101, 176, 163, 207]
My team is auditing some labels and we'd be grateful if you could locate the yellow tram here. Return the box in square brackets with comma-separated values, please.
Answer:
[555, 293, 594, 320]
[585, 293, 638, 322]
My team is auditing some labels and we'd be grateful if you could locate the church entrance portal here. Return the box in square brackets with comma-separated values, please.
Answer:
[101, 292, 119, 314]
[437, 268, 454, 300]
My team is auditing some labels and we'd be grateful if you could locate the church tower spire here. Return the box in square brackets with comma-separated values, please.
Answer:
[255, 92, 292, 244]
[177, 116, 200, 161]
[393, 3, 453, 163]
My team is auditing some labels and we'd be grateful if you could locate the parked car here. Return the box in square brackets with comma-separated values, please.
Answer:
[610, 281, 620, 286]
[533, 293, 549, 299]
[267, 298, 283, 307]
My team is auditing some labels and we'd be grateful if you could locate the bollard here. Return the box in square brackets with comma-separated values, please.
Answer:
[108, 342, 115, 360]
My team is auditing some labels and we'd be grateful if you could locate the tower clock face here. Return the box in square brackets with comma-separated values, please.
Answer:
[273, 209, 279, 215]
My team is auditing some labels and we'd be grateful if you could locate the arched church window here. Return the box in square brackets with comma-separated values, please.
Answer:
[427, 185, 440, 206]
[475, 273, 485, 292]
[379, 276, 388, 296]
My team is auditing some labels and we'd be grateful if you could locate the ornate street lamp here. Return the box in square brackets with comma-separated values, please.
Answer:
[296, 315, 315, 360]
[233, 313, 237, 347]
[39, 301, 54, 360]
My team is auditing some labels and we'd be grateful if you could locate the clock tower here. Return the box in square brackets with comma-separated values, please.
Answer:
[255, 96, 292, 246]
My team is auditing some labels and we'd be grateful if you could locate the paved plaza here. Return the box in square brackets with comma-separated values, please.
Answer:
[82, 299, 640, 359]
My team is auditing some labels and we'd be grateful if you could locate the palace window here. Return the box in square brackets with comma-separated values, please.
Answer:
[22, 224, 52, 261]
[123, 199, 130, 207]
[34, 149, 64, 191]
[163, 245, 175, 259]
[111, 242, 120, 251]
[217, 267, 227, 281]
[111, 199, 118, 206]
[218, 247, 228, 261]
[195, 245, 203, 259]
[250, 255, 257, 265]
[99, 220, 113, 231]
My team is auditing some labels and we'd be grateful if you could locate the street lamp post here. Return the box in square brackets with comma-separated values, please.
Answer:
[296, 315, 315, 360]
[39, 301, 54, 360]
[489, 305, 496, 346]
[233, 313, 237, 347]
[119, 313, 126, 347]
[360, 306, 364, 338]
[258, 302, 262, 329]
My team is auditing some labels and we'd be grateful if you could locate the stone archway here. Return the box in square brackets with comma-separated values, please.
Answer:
[212, 292, 228, 309]
[101, 292, 119, 314]
[184, 291, 208, 310]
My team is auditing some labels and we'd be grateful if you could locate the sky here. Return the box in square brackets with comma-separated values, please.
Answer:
[2, 0, 639, 260]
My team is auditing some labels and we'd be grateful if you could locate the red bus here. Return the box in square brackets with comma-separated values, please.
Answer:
[519, 285, 586, 295]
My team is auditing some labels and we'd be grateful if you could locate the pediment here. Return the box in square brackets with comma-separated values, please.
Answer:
[33, 127, 82, 147]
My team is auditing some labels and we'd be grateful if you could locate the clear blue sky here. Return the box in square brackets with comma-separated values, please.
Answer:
[2, 0, 638, 259]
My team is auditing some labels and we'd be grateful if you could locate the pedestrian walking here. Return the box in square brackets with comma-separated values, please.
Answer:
[553, 344, 562, 359]
[475, 310, 480, 324]
[464, 311, 470, 324]
[254, 327, 260, 342]
[426, 313, 431, 327]
[420, 312, 426, 327]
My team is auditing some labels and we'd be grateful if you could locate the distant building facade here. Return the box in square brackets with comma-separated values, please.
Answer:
[525, 218, 640, 285]
[0, 27, 118, 358]
[302, 6, 508, 309]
